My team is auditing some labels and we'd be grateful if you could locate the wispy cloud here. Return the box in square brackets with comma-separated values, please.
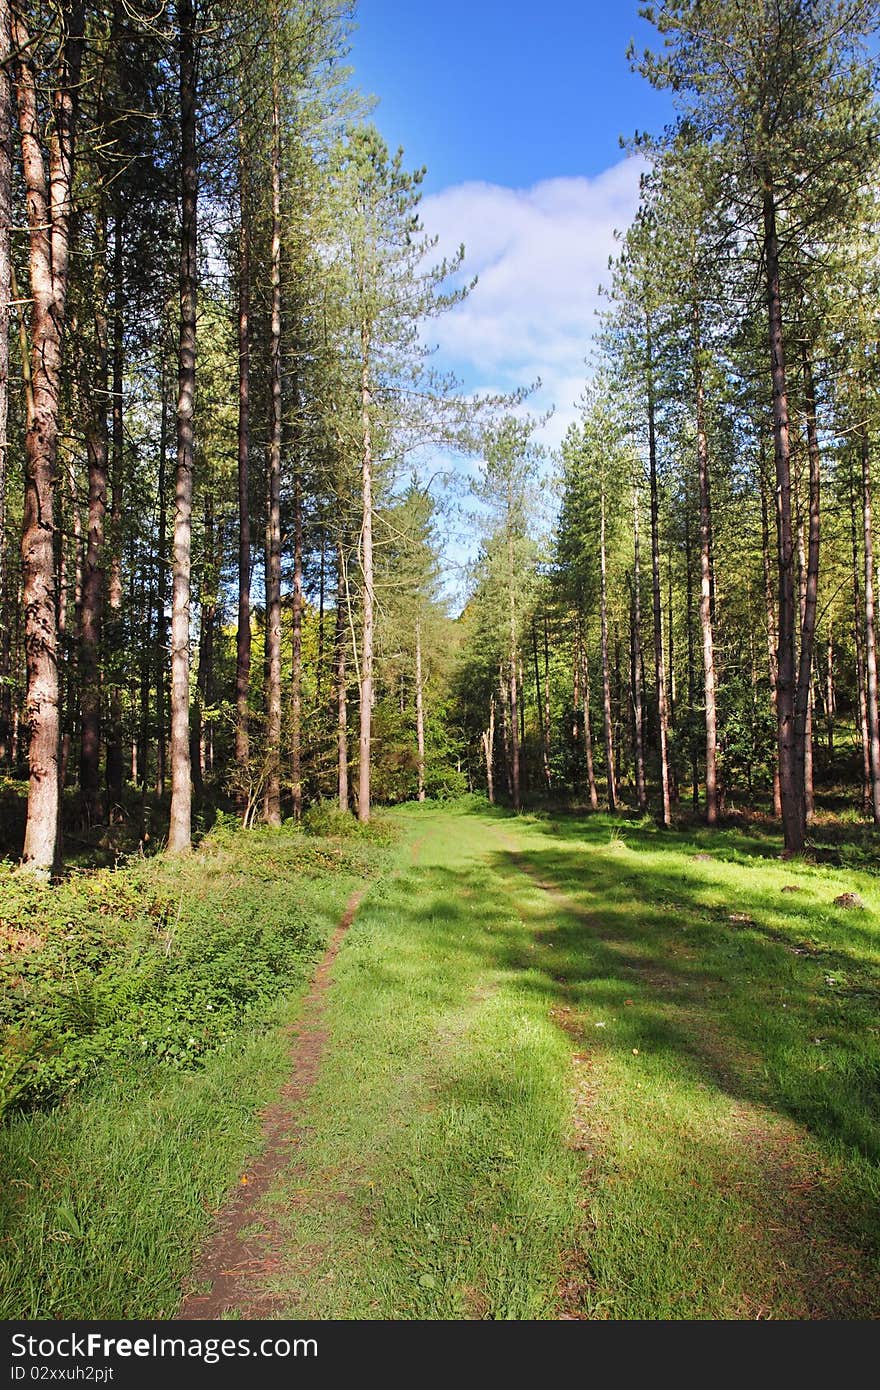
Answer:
[421, 157, 645, 447]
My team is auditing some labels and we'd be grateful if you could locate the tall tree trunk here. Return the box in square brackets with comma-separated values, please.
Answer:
[507, 527, 520, 810]
[860, 415, 880, 824]
[357, 333, 375, 824]
[15, 1, 83, 874]
[168, 0, 197, 853]
[694, 312, 718, 825]
[0, 0, 11, 762]
[797, 345, 821, 829]
[543, 614, 552, 788]
[335, 539, 349, 813]
[482, 692, 495, 805]
[78, 205, 109, 826]
[155, 364, 168, 797]
[582, 641, 599, 811]
[234, 112, 251, 811]
[825, 628, 834, 757]
[263, 58, 283, 827]
[105, 208, 124, 817]
[532, 616, 550, 793]
[600, 488, 616, 811]
[646, 317, 671, 826]
[850, 474, 871, 812]
[684, 487, 699, 808]
[290, 452, 303, 820]
[760, 447, 782, 817]
[415, 613, 425, 801]
[631, 484, 647, 810]
[763, 183, 802, 851]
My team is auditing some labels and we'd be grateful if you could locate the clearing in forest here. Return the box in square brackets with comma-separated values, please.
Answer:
[180, 802, 880, 1320]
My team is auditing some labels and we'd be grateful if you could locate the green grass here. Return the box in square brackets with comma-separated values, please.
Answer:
[0, 819, 394, 1317]
[5, 800, 880, 1319]
[209, 802, 880, 1320]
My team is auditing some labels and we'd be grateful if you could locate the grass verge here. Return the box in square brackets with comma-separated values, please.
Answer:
[0, 821, 393, 1318]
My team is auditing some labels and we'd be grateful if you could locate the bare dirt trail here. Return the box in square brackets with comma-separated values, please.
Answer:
[179, 887, 366, 1319]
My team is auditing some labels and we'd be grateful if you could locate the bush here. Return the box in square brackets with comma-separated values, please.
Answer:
[301, 800, 360, 838]
[0, 829, 354, 1117]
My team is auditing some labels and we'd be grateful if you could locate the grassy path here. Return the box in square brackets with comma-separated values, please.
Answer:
[182, 803, 880, 1320]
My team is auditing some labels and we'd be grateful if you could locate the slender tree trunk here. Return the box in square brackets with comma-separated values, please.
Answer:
[15, 2, 83, 874]
[694, 314, 718, 825]
[263, 59, 283, 827]
[234, 112, 251, 811]
[78, 206, 109, 826]
[861, 416, 880, 824]
[825, 628, 834, 757]
[0, 0, 11, 762]
[631, 484, 647, 810]
[507, 527, 520, 810]
[415, 613, 426, 801]
[646, 318, 671, 826]
[582, 641, 599, 811]
[105, 208, 124, 817]
[168, 0, 197, 853]
[599, 488, 616, 811]
[796, 345, 821, 829]
[760, 448, 782, 817]
[850, 474, 871, 812]
[684, 488, 698, 808]
[532, 616, 550, 792]
[155, 365, 168, 797]
[543, 614, 552, 788]
[763, 183, 802, 851]
[290, 455, 303, 819]
[357, 334, 375, 824]
[335, 538, 349, 813]
[482, 692, 495, 804]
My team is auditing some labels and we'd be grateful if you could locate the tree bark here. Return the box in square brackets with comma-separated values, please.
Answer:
[507, 525, 520, 810]
[760, 447, 782, 817]
[861, 416, 880, 824]
[630, 484, 647, 810]
[234, 111, 251, 811]
[850, 472, 871, 812]
[290, 451, 303, 820]
[646, 316, 671, 826]
[532, 616, 550, 793]
[694, 308, 718, 825]
[15, 1, 83, 874]
[481, 692, 495, 805]
[168, 0, 197, 853]
[582, 655, 599, 812]
[0, 0, 11, 762]
[415, 613, 425, 801]
[357, 331, 374, 824]
[335, 538, 349, 813]
[263, 58, 283, 827]
[78, 204, 109, 826]
[797, 344, 821, 830]
[763, 183, 802, 851]
[600, 488, 616, 811]
[105, 207, 124, 817]
[155, 366, 168, 797]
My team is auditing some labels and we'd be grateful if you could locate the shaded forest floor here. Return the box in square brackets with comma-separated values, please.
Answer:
[4, 801, 880, 1318]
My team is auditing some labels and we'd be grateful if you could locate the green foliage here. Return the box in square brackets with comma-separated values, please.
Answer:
[0, 826, 389, 1116]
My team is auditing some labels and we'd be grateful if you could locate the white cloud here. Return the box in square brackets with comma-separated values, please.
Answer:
[421, 157, 645, 449]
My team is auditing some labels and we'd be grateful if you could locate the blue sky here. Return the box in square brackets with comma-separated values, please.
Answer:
[348, 3, 674, 454]
[348, 3, 674, 584]
[349, 2, 674, 192]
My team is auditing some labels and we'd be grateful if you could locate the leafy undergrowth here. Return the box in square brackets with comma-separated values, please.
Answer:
[1, 822, 393, 1115]
[0, 819, 395, 1318]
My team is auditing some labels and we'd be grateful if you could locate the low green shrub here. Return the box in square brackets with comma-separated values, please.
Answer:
[0, 831, 353, 1116]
